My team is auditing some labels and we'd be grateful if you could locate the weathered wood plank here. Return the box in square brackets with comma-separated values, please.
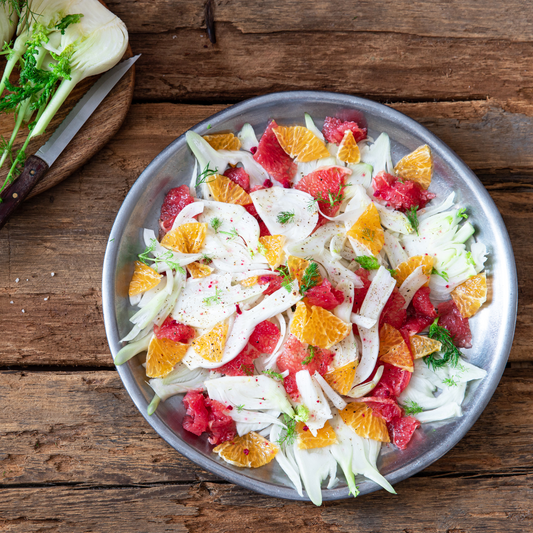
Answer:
[0, 476, 532, 532]
[0, 101, 530, 366]
[0, 369, 531, 486]
[129, 26, 533, 102]
[109, 0, 533, 41]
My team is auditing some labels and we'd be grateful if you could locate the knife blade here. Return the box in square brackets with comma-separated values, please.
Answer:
[0, 54, 141, 230]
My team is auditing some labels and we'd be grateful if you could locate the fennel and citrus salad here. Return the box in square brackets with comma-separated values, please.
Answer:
[116, 112, 488, 505]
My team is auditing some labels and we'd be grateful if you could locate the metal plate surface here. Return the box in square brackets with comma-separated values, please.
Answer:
[102, 91, 517, 502]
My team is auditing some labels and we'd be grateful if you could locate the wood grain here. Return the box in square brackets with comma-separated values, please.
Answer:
[128, 26, 533, 103]
[0, 101, 529, 367]
[107, 0, 533, 41]
[1, 369, 531, 487]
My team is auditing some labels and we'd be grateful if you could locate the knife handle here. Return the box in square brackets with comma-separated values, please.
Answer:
[0, 155, 49, 230]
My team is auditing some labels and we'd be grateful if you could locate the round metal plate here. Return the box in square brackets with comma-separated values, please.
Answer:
[102, 91, 517, 502]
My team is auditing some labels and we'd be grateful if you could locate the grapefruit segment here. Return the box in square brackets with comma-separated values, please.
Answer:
[253, 120, 296, 187]
[159, 185, 195, 236]
[213, 431, 279, 468]
[128, 261, 162, 296]
[322, 116, 367, 144]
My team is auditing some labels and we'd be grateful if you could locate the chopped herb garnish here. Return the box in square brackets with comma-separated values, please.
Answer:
[201, 253, 213, 265]
[277, 266, 293, 293]
[138, 238, 185, 273]
[405, 205, 419, 235]
[210, 217, 222, 233]
[277, 211, 295, 225]
[262, 369, 284, 382]
[425, 318, 463, 370]
[361, 227, 376, 243]
[196, 164, 218, 187]
[276, 406, 309, 447]
[219, 227, 239, 240]
[316, 184, 346, 207]
[403, 400, 423, 416]
[277, 414, 298, 447]
[355, 255, 380, 270]
[442, 377, 458, 387]
[307, 197, 318, 212]
[431, 267, 449, 282]
[203, 287, 223, 306]
[302, 345, 316, 365]
[241, 365, 254, 376]
[388, 268, 397, 276]
[236, 404, 245, 412]
[299, 262, 320, 295]
[458, 208, 468, 219]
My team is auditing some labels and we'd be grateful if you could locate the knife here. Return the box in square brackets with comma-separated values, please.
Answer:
[0, 54, 140, 230]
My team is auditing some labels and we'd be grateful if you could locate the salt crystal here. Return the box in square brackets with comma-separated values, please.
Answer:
[44, 297, 49, 301]
[21, 309, 25, 313]
[10, 301, 13, 304]
[15, 278, 19, 283]
[51, 272, 55, 277]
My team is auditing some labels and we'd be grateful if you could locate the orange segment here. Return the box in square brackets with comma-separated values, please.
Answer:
[273, 125, 330, 163]
[393, 255, 434, 287]
[325, 361, 358, 395]
[128, 261, 162, 296]
[240, 276, 259, 287]
[203, 132, 241, 151]
[410, 335, 442, 359]
[213, 432, 279, 468]
[451, 272, 487, 318]
[337, 130, 360, 164]
[379, 323, 413, 372]
[187, 262, 214, 278]
[259, 235, 286, 269]
[192, 323, 229, 363]
[296, 420, 337, 449]
[292, 304, 351, 350]
[146, 336, 189, 378]
[394, 144, 433, 189]
[207, 174, 252, 206]
[340, 402, 390, 442]
[161, 222, 207, 253]
[290, 301, 311, 339]
[346, 203, 384, 256]
[287, 256, 321, 286]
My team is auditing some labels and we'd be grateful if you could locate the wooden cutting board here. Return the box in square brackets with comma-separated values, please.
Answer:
[0, 45, 135, 199]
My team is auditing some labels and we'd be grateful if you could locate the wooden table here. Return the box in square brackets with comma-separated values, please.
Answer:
[1, 1, 532, 531]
